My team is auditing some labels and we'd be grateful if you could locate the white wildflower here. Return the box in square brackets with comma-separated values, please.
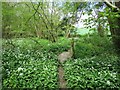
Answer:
[19, 54, 22, 56]
[34, 68, 37, 70]
[17, 67, 23, 72]
[107, 81, 110, 85]
[19, 73, 23, 76]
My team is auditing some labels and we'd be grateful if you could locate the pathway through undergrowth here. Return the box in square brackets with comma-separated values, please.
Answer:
[58, 65, 67, 89]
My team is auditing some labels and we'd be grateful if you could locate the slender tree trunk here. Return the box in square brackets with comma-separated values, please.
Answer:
[97, 12, 104, 37]
[97, 22, 104, 37]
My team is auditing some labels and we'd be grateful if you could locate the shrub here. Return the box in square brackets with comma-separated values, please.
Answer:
[74, 35, 115, 59]
[74, 42, 103, 59]
[45, 37, 71, 54]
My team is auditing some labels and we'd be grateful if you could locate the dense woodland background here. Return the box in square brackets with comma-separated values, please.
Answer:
[2, 1, 120, 89]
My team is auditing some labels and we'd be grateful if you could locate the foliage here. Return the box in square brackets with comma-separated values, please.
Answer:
[63, 54, 120, 89]
[47, 37, 71, 54]
[2, 38, 50, 51]
[2, 39, 58, 88]
[2, 2, 36, 38]
[74, 35, 114, 58]
[2, 37, 71, 88]
[2, 35, 120, 89]
[2, 1, 120, 89]
[2, 2, 66, 42]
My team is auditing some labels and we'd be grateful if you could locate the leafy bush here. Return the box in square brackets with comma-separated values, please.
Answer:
[75, 42, 99, 58]
[44, 37, 71, 54]
[84, 35, 114, 51]
[74, 35, 115, 59]
[63, 54, 120, 89]
[3, 37, 70, 54]
[3, 37, 119, 89]
[2, 38, 51, 51]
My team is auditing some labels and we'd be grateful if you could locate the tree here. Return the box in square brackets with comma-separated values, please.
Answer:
[60, 2, 87, 38]
[2, 2, 63, 42]
[104, 0, 120, 54]
[27, 2, 64, 42]
[2, 2, 37, 38]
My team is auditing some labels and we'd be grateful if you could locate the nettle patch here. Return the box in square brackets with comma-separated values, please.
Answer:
[2, 47, 58, 88]
[63, 54, 120, 89]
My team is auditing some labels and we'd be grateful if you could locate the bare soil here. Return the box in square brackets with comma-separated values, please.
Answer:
[58, 65, 67, 89]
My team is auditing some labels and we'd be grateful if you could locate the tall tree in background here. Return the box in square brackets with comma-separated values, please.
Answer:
[104, 0, 120, 54]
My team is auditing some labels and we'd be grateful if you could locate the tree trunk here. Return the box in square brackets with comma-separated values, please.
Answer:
[97, 22, 104, 37]
[111, 17, 120, 54]
[97, 12, 104, 37]
[104, 0, 120, 74]
[107, 2, 120, 54]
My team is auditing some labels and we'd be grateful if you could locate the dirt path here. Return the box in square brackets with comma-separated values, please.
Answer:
[58, 65, 67, 89]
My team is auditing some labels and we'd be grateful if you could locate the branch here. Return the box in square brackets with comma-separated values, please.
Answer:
[39, 2, 53, 28]
[76, 10, 83, 23]
[30, 2, 49, 29]
[104, 0, 119, 10]
[31, 2, 56, 41]
[25, 3, 40, 24]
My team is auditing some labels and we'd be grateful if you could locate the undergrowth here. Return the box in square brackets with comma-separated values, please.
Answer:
[2, 35, 120, 89]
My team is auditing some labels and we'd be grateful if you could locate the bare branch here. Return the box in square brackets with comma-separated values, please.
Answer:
[30, 2, 49, 29]
[104, 0, 119, 10]
[30, 2, 56, 42]
[39, 2, 53, 28]
[25, 3, 40, 24]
